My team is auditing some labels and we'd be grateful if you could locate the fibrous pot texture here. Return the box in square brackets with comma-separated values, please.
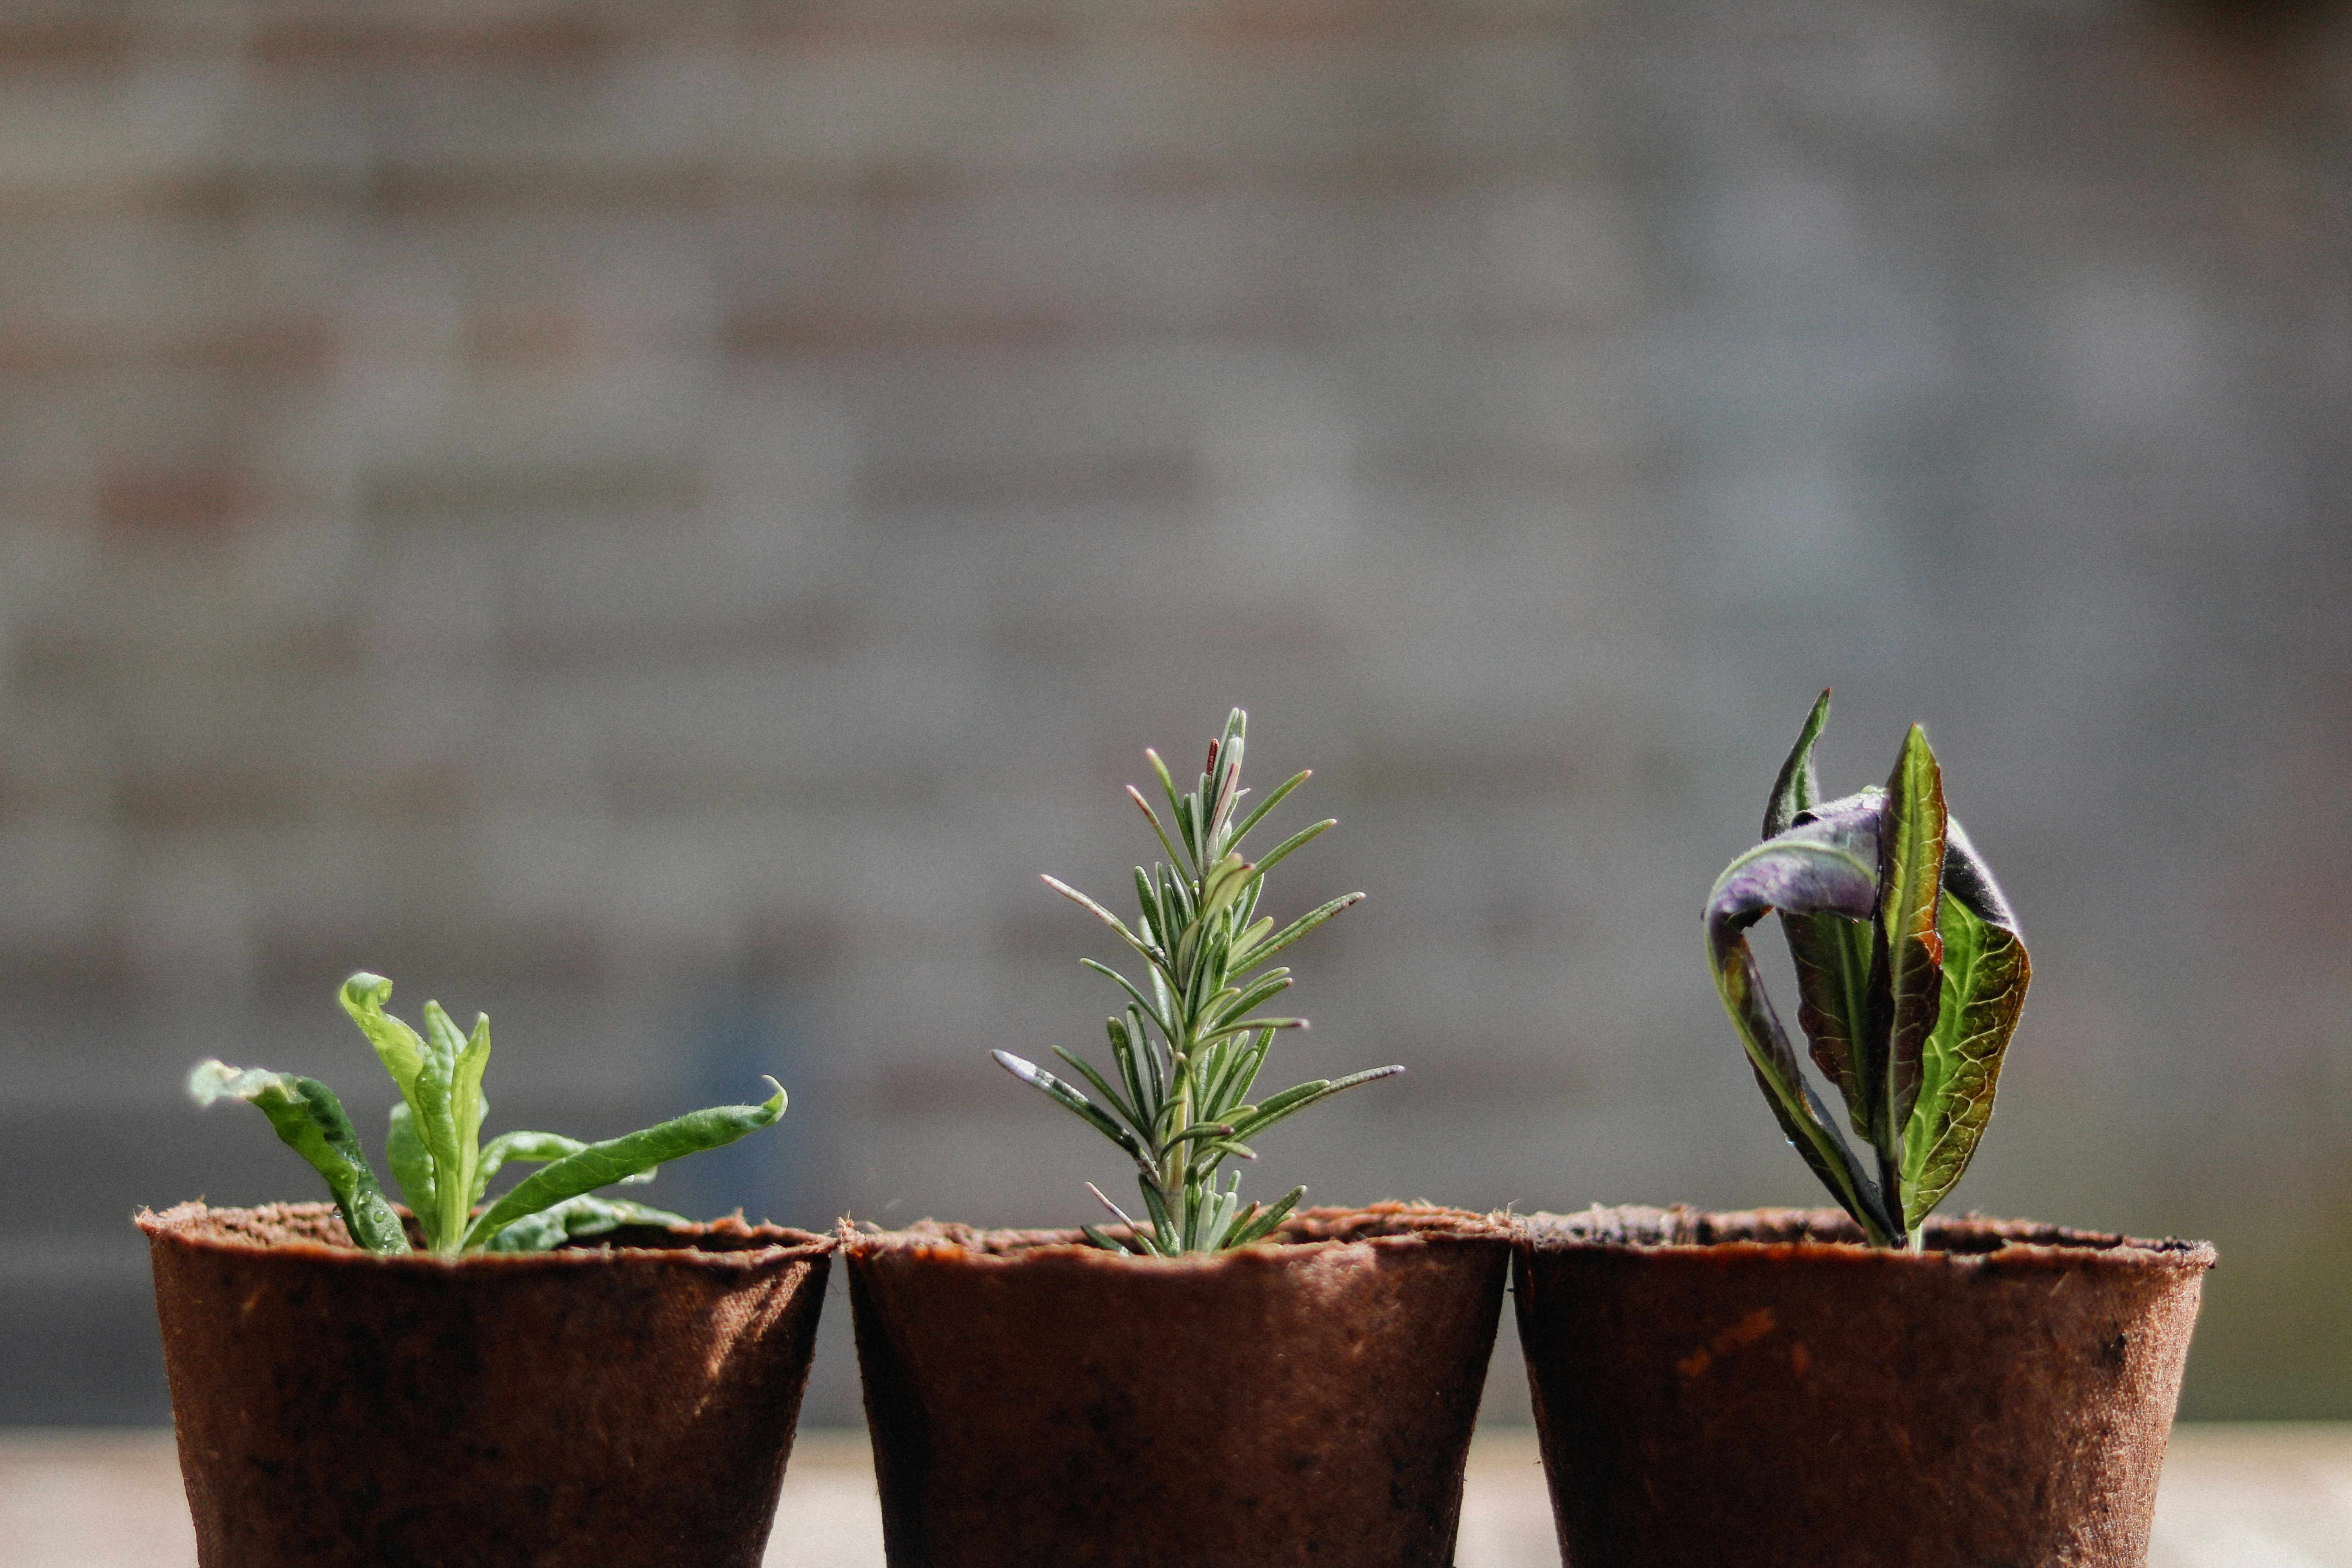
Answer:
[845, 1203, 1510, 1568]
[1513, 1206, 2216, 1568]
[141, 1201, 832, 1568]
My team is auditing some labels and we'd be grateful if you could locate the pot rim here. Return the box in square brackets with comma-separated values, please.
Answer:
[138, 1199, 835, 1272]
[1513, 1204, 2214, 1273]
[842, 1200, 1507, 1268]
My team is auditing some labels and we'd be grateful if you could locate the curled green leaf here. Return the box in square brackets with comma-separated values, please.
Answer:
[339, 973, 423, 1098]
[191, 1061, 410, 1255]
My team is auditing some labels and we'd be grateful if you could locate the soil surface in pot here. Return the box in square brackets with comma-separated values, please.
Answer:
[845, 1202, 1510, 1568]
[1514, 1205, 2216, 1568]
[141, 1201, 832, 1568]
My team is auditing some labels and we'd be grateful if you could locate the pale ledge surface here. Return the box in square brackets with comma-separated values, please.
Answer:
[0, 1425, 2344, 1568]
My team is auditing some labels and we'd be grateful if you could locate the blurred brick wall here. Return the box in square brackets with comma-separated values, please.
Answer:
[1, 0, 2348, 1425]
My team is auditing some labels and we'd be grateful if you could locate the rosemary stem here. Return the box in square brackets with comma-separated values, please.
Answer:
[1011, 710, 1390, 1254]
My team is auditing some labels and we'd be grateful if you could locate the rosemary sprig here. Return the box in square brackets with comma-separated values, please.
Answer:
[998, 708, 1401, 1255]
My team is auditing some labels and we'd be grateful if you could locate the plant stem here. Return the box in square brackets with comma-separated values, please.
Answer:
[1016, 710, 1395, 1253]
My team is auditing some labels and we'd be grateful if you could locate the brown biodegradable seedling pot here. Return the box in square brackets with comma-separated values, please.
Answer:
[140, 1201, 833, 1568]
[844, 1202, 1510, 1568]
[1513, 1206, 2216, 1568]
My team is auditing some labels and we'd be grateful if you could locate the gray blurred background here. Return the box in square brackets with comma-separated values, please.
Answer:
[1, 0, 2346, 1429]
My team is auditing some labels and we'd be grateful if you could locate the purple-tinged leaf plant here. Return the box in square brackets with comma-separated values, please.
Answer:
[1706, 692, 2031, 1248]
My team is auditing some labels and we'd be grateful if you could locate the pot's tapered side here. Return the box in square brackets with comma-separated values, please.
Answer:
[1514, 1207, 2215, 1568]
[846, 1203, 1510, 1568]
[141, 1202, 832, 1568]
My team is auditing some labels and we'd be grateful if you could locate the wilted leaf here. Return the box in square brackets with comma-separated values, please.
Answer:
[1707, 833, 1901, 1244]
[190, 1061, 410, 1256]
[1775, 787, 1886, 1139]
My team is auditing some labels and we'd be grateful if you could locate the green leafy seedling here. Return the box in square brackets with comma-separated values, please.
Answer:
[1706, 691, 2031, 1248]
[190, 972, 785, 1256]
[1000, 708, 1401, 1255]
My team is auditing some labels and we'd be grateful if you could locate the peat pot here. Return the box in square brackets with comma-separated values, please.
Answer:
[1513, 1206, 2217, 1568]
[140, 1201, 833, 1568]
[844, 1203, 1510, 1568]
